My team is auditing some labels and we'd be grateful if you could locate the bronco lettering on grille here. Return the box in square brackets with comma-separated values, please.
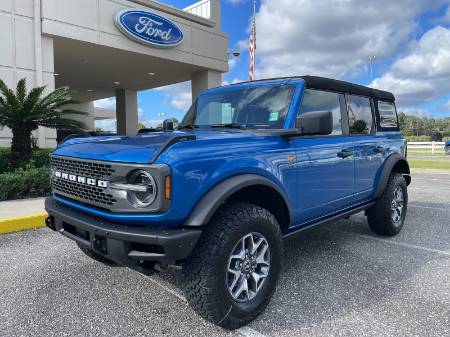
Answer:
[53, 171, 108, 188]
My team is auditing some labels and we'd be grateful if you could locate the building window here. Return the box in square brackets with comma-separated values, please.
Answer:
[378, 101, 398, 128]
[299, 89, 343, 135]
[346, 95, 373, 135]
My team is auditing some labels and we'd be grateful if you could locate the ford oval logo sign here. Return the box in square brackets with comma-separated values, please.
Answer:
[114, 9, 183, 48]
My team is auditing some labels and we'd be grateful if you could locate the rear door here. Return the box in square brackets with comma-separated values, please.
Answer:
[291, 89, 355, 224]
[345, 94, 384, 201]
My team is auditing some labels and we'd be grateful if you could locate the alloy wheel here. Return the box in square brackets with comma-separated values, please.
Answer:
[226, 232, 271, 302]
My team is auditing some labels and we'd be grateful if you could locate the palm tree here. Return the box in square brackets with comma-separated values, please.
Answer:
[0, 78, 86, 162]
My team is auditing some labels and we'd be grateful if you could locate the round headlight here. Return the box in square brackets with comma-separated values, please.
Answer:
[126, 170, 157, 208]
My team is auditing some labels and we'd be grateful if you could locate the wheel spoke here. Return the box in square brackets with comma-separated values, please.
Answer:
[251, 271, 267, 289]
[232, 275, 248, 299]
[230, 249, 245, 261]
[255, 244, 269, 265]
[226, 232, 271, 303]
[391, 186, 405, 224]
[228, 269, 242, 291]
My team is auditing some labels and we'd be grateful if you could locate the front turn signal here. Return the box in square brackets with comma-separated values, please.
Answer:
[165, 175, 171, 200]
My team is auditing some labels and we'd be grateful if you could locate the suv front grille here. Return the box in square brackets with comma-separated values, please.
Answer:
[50, 156, 115, 179]
[50, 156, 116, 207]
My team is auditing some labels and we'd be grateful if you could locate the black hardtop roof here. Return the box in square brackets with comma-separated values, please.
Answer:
[228, 75, 395, 102]
[300, 76, 395, 102]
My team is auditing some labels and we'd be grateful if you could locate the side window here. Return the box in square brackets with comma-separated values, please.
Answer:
[299, 89, 342, 135]
[346, 95, 374, 135]
[378, 101, 398, 128]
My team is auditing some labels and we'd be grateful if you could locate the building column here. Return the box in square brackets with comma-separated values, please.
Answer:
[209, 0, 221, 29]
[63, 102, 95, 131]
[115, 89, 138, 136]
[191, 70, 222, 102]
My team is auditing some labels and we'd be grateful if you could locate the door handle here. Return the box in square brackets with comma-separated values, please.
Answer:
[374, 146, 385, 154]
[337, 149, 353, 159]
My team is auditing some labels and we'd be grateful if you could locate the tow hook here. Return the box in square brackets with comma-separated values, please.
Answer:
[45, 216, 56, 231]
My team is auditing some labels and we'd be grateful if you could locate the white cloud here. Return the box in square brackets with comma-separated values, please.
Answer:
[371, 26, 450, 107]
[139, 118, 164, 128]
[94, 97, 115, 110]
[253, 0, 445, 79]
[228, 58, 237, 71]
[222, 78, 246, 86]
[400, 107, 433, 118]
[446, 100, 450, 110]
[443, 5, 450, 22]
[95, 97, 144, 116]
[156, 81, 192, 111]
[95, 119, 116, 132]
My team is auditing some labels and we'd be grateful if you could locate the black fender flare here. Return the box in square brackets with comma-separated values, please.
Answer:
[183, 174, 292, 227]
[373, 153, 411, 199]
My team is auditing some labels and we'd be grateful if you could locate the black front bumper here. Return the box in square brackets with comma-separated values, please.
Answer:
[45, 196, 201, 268]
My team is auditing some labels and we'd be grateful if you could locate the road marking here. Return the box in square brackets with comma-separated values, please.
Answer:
[137, 272, 187, 302]
[352, 233, 450, 257]
[409, 205, 450, 211]
[137, 271, 270, 337]
[237, 326, 269, 337]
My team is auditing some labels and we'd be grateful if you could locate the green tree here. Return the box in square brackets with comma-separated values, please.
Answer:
[0, 78, 86, 163]
[398, 111, 450, 140]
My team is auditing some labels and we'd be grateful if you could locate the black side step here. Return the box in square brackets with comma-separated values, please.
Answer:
[283, 202, 375, 239]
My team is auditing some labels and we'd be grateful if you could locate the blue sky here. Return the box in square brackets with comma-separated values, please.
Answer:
[96, 0, 450, 130]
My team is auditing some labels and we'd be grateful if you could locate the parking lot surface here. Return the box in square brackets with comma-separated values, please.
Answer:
[1, 170, 449, 337]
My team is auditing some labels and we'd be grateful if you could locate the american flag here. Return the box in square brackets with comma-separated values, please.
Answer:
[249, 0, 256, 81]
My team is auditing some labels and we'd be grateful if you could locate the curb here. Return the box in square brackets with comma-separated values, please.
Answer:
[0, 213, 47, 234]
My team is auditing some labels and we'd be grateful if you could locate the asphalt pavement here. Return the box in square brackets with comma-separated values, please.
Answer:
[1, 170, 449, 337]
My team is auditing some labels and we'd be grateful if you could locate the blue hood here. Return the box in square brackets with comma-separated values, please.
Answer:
[52, 132, 188, 163]
[51, 130, 263, 163]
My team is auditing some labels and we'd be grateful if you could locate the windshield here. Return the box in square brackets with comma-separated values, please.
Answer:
[179, 85, 295, 130]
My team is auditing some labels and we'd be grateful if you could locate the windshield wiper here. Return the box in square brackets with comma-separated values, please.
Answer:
[178, 124, 199, 130]
[211, 123, 246, 129]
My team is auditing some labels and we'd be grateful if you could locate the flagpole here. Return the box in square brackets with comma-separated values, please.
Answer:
[249, 0, 256, 81]
[253, 0, 256, 80]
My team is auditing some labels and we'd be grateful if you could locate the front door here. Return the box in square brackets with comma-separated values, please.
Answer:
[291, 89, 355, 225]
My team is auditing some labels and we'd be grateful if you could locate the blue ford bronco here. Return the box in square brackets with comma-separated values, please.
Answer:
[45, 76, 410, 329]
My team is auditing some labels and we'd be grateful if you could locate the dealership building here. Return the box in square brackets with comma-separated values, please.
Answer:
[0, 0, 228, 147]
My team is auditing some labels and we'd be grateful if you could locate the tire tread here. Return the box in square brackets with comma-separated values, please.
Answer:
[367, 173, 407, 236]
[183, 202, 282, 329]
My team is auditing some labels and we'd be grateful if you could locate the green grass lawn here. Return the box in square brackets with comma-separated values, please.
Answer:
[408, 149, 450, 158]
[408, 151, 446, 157]
[408, 160, 450, 170]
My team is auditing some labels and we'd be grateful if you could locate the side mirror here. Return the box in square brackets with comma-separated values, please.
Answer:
[296, 111, 333, 136]
[162, 119, 174, 132]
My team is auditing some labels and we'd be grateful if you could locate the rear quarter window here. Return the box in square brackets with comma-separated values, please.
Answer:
[378, 101, 398, 128]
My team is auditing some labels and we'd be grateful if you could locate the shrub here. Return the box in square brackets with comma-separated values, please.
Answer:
[405, 135, 432, 142]
[0, 164, 51, 201]
[0, 148, 52, 174]
[0, 148, 9, 174]
[31, 148, 52, 168]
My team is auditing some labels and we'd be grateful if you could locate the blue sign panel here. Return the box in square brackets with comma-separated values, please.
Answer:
[114, 9, 183, 48]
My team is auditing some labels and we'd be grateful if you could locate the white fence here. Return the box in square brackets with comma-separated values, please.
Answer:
[407, 142, 445, 154]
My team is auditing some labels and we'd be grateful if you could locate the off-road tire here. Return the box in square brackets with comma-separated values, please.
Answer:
[367, 173, 408, 236]
[183, 202, 283, 329]
[77, 243, 118, 266]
